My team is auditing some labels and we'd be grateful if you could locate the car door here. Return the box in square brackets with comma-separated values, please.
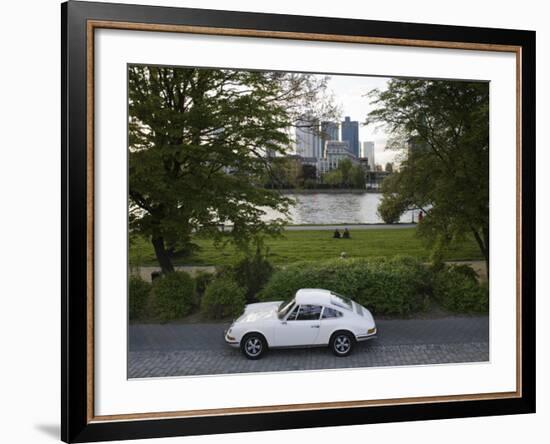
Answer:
[274, 304, 322, 347]
[318, 306, 344, 345]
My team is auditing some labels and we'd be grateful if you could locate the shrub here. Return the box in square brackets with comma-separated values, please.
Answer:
[377, 192, 407, 224]
[129, 275, 152, 320]
[258, 257, 431, 316]
[201, 276, 246, 319]
[152, 271, 196, 322]
[433, 265, 488, 313]
[231, 250, 274, 303]
[194, 271, 215, 298]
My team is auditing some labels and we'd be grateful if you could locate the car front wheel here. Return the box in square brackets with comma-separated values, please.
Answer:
[330, 332, 354, 357]
[241, 333, 267, 360]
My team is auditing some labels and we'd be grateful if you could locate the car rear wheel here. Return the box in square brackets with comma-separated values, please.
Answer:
[330, 331, 354, 357]
[241, 333, 267, 360]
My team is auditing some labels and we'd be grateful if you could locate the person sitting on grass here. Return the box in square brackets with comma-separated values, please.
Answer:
[343, 228, 351, 239]
[333, 229, 341, 239]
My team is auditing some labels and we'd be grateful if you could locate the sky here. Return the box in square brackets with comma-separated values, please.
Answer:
[323, 74, 398, 166]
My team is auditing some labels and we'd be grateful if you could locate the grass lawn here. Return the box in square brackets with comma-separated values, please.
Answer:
[130, 228, 483, 267]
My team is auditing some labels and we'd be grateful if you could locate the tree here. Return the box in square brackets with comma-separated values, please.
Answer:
[129, 66, 333, 273]
[300, 164, 317, 182]
[338, 158, 353, 185]
[350, 164, 366, 189]
[367, 79, 489, 272]
[298, 163, 318, 189]
[323, 169, 343, 187]
[262, 157, 298, 189]
[385, 162, 394, 173]
[321, 159, 365, 189]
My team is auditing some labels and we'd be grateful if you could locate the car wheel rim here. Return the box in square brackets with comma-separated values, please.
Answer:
[246, 338, 262, 356]
[335, 336, 350, 354]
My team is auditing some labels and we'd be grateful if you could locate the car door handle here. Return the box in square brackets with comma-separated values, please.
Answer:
[311, 325, 320, 328]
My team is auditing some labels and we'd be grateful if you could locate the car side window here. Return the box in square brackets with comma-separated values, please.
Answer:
[286, 305, 299, 321]
[322, 307, 343, 319]
[296, 305, 323, 321]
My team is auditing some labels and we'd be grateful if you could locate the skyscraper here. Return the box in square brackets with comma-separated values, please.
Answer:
[341, 116, 359, 157]
[295, 117, 321, 159]
[320, 121, 339, 142]
[362, 141, 375, 171]
[320, 121, 339, 161]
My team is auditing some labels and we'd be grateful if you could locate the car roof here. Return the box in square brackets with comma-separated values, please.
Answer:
[295, 288, 335, 306]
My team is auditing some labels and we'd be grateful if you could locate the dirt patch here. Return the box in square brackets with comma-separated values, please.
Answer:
[446, 260, 487, 282]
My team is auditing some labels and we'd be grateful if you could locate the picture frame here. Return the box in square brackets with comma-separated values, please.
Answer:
[61, 1, 536, 442]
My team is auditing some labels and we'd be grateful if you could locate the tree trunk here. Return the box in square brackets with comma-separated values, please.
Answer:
[151, 236, 175, 274]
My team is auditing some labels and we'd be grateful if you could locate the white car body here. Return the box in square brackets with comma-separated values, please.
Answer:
[224, 289, 377, 352]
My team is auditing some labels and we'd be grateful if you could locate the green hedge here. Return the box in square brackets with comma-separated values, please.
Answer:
[433, 265, 489, 313]
[259, 257, 489, 315]
[201, 276, 246, 319]
[129, 275, 152, 320]
[152, 271, 196, 322]
[258, 257, 432, 315]
[231, 251, 274, 303]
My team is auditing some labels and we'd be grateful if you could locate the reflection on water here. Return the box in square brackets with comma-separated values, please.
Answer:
[262, 192, 415, 225]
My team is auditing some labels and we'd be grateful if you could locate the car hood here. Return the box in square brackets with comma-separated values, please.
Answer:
[235, 301, 282, 323]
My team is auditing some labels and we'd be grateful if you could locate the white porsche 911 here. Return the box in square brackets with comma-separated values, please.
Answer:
[224, 288, 377, 359]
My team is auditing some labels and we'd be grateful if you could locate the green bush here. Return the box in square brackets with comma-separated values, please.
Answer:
[231, 250, 274, 303]
[201, 276, 246, 319]
[152, 271, 196, 322]
[377, 192, 407, 224]
[433, 265, 488, 313]
[129, 275, 152, 320]
[194, 271, 215, 298]
[258, 257, 431, 316]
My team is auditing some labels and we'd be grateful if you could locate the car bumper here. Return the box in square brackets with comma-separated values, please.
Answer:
[224, 329, 240, 348]
[356, 327, 378, 342]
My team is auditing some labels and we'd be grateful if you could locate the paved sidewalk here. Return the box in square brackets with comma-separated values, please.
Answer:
[128, 316, 489, 378]
[284, 224, 416, 231]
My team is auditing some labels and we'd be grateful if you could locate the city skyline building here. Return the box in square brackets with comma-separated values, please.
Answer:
[295, 117, 322, 159]
[318, 140, 357, 175]
[291, 116, 381, 172]
[341, 116, 360, 158]
[320, 121, 339, 142]
[362, 141, 375, 171]
[320, 121, 339, 163]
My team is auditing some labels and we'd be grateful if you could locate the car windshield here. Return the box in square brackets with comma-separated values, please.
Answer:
[278, 299, 296, 319]
[330, 292, 353, 311]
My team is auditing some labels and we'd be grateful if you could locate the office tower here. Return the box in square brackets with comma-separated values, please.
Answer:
[363, 141, 375, 171]
[321, 121, 339, 142]
[341, 116, 359, 157]
[320, 121, 339, 162]
[295, 117, 321, 159]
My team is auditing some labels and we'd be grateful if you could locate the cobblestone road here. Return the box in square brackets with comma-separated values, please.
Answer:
[128, 316, 489, 378]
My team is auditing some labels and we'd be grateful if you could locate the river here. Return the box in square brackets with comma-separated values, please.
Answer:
[261, 192, 416, 225]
